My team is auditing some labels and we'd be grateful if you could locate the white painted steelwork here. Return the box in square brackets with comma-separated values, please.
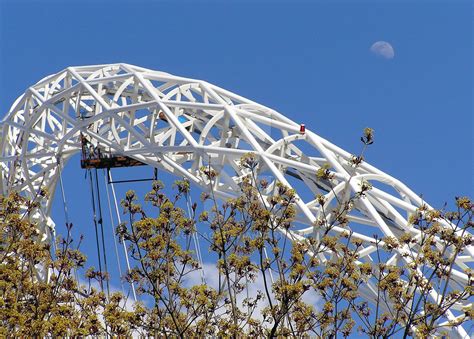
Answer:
[1, 64, 472, 337]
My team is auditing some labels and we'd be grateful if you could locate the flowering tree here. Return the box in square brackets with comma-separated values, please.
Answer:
[117, 128, 473, 337]
[0, 190, 142, 337]
[1, 128, 472, 337]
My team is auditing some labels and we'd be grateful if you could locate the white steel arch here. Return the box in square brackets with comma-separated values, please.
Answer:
[0, 64, 472, 337]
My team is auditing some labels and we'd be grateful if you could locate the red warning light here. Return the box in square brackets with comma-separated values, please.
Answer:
[300, 124, 306, 134]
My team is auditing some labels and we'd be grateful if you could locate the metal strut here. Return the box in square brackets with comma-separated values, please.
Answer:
[106, 167, 158, 184]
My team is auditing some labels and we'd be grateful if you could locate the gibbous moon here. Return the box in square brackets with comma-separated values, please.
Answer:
[370, 41, 395, 59]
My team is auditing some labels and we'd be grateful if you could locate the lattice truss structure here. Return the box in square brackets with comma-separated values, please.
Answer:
[1, 64, 472, 337]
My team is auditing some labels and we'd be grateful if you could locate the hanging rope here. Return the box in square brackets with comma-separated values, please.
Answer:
[185, 192, 206, 284]
[88, 169, 105, 294]
[57, 159, 70, 230]
[56, 157, 81, 282]
[108, 170, 137, 302]
[263, 246, 275, 285]
[104, 170, 125, 296]
[94, 168, 110, 298]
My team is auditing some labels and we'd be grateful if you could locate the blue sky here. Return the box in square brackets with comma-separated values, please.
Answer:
[1, 0, 472, 325]
[1, 1, 472, 202]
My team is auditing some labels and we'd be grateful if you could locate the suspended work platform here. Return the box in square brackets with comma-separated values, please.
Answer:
[80, 134, 147, 169]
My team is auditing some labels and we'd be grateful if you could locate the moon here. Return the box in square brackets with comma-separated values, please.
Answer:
[370, 41, 395, 59]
